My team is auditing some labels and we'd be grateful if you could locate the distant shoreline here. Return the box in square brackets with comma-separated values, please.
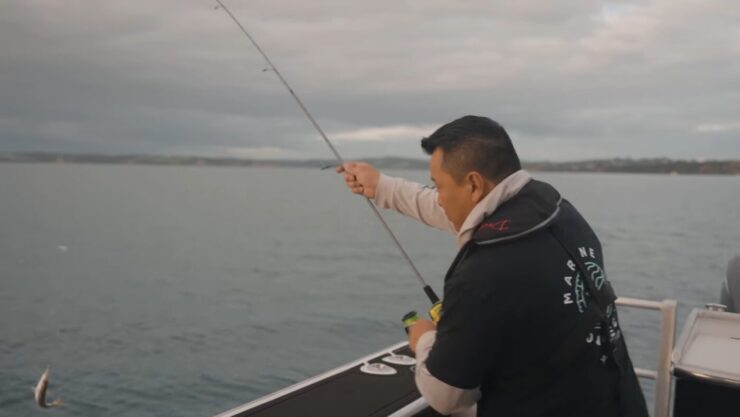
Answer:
[1, 152, 738, 175]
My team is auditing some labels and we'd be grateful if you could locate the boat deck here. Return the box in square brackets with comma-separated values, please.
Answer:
[216, 343, 443, 417]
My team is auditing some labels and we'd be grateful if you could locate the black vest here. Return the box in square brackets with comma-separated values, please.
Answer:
[434, 180, 648, 417]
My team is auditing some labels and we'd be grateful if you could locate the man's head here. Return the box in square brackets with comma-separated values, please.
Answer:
[421, 115, 521, 231]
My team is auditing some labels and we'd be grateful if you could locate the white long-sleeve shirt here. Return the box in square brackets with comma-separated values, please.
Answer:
[373, 170, 532, 415]
[373, 173, 456, 234]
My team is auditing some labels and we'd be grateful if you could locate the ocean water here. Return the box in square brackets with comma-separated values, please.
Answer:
[0, 164, 738, 417]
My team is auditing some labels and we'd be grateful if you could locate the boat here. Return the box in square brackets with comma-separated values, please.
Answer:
[214, 296, 740, 417]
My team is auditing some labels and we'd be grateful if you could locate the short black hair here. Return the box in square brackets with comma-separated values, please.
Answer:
[421, 115, 521, 183]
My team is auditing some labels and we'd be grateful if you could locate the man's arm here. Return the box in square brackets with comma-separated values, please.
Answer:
[374, 173, 455, 233]
[409, 324, 481, 415]
[408, 260, 505, 415]
[337, 162, 455, 233]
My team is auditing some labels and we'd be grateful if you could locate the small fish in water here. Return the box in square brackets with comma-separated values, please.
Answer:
[34, 368, 63, 409]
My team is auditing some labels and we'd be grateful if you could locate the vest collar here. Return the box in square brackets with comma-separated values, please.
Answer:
[472, 180, 562, 246]
[455, 170, 532, 248]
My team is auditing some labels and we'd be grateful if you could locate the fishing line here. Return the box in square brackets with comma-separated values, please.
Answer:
[213, 0, 441, 307]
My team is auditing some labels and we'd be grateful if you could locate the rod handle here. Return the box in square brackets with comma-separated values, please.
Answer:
[423, 285, 440, 304]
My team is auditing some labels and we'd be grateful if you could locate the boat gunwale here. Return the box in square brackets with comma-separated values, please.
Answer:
[213, 341, 411, 417]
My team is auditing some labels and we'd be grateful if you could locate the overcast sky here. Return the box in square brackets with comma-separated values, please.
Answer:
[1, 0, 738, 161]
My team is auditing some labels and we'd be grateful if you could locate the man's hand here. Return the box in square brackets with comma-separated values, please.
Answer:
[408, 319, 436, 353]
[336, 162, 380, 198]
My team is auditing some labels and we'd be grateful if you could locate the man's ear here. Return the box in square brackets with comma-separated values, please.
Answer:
[467, 172, 487, 203]
[468, 172, 496, 204]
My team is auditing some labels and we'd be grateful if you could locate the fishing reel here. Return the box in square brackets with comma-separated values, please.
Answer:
[402, 301, 442, 334]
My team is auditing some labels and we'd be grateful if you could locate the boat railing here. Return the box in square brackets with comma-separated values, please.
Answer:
[616, 297, 677, 417]
[215, 297, 680, 417]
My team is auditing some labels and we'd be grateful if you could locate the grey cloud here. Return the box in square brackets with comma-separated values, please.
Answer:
[1, 0, 738, 160]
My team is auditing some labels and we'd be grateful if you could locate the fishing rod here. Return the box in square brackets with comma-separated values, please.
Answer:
[213, 0, 442, 322]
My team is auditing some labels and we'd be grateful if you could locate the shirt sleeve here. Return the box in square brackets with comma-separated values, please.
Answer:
[424, 263, 503, 390]
[373, 173, 456, 233]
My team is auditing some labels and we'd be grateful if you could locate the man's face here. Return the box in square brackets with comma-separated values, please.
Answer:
[429, 148, 478, 232]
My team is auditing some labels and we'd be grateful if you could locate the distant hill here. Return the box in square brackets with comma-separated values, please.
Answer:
[524, 158, 740, 175]
[1, 152, 738, 175]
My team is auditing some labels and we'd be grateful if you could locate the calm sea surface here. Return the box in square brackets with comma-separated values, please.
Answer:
[1, 164, 738, 416]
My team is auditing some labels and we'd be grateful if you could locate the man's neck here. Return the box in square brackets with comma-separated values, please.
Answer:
[455, 170, 533, 248]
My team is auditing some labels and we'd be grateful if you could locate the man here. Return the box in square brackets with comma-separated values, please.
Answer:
[338, 115, 647, 417]
[721, 255, 740, 312]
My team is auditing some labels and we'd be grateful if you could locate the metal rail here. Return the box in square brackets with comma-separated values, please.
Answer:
[616, 297, 677, 417]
